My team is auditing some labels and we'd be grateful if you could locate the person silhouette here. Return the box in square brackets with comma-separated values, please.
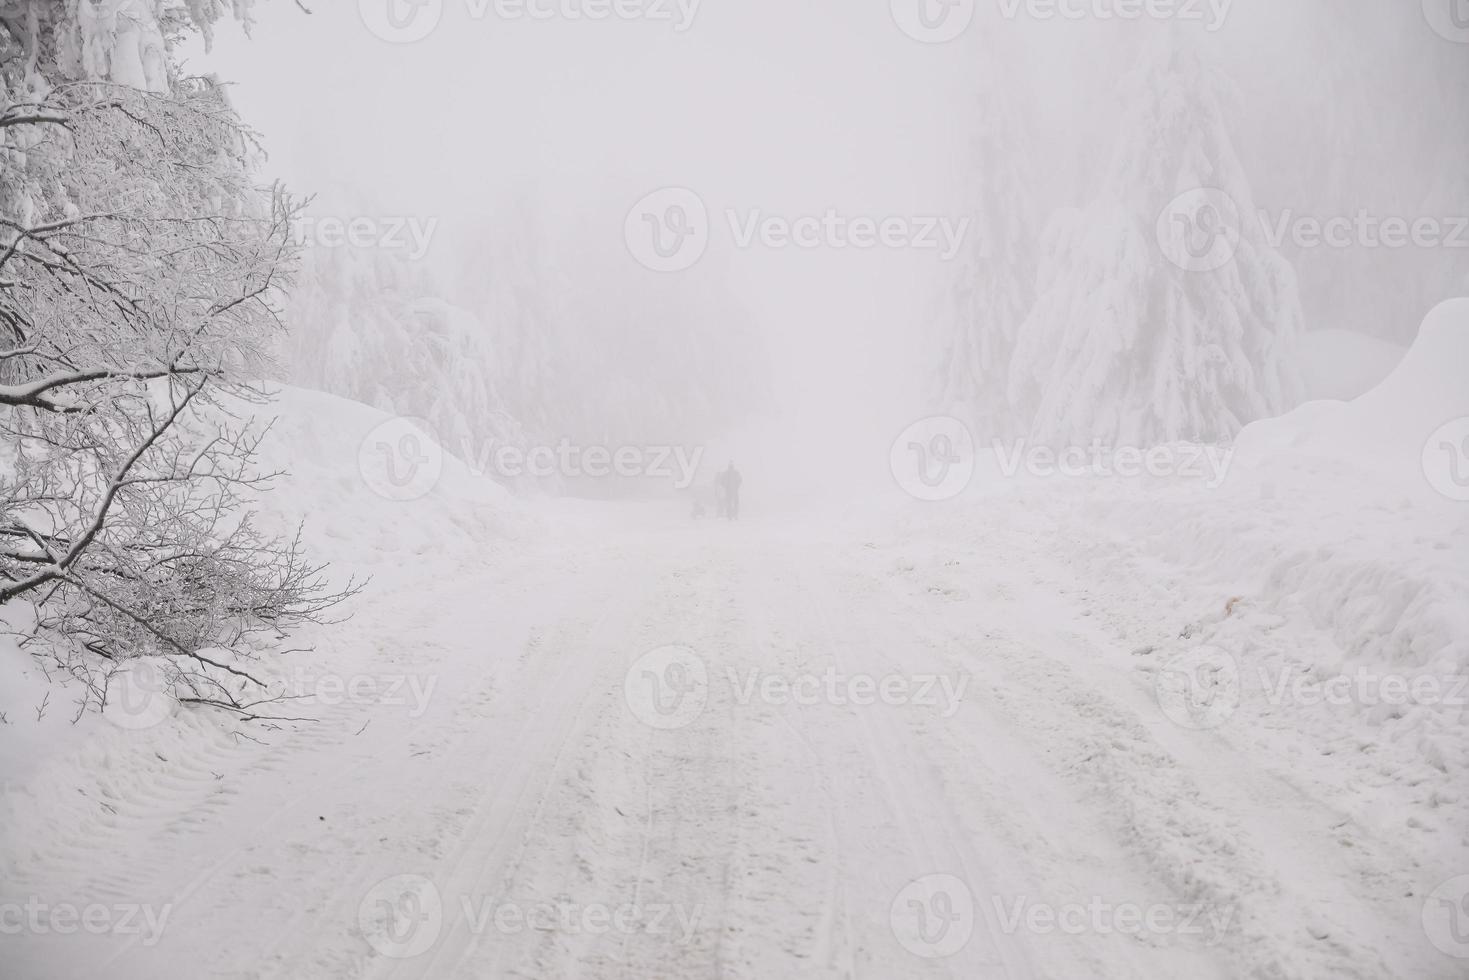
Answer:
[719, 462, 742, 520]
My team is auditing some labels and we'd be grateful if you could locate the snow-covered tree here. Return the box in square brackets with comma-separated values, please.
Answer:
[282, 237, 534, 472]
[451, 198, 568, 443]
[931, 55, 1039, 442]
[0, 0, 352, 713]
[1008, 32, 1305, 446]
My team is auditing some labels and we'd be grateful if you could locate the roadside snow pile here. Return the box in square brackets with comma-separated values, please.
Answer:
[239, 384, 531, 569]
[1074, 299, 1468, 671]
[1031, 299, 1469, 851]
[1, 380, 530, 742]
[1236, 298, 1468, 497]
[1116, 299, 1469, 672]
[0, 383, 531, 870]
[1218, 296, 1469, 677]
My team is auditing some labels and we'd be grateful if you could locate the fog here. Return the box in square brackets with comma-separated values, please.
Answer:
[5, 4, 1469, 976]
[184, 2, 1464, 500]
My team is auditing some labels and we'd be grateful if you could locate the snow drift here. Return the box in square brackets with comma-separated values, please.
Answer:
[239, 384, 530, 567]
[1052, 298, 1469, 845]
[1236, 298, 1469, 497]
[0, 381, 527, 784]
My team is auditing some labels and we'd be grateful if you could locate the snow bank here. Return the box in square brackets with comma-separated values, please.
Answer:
[1237, 298, 1469, 497]
[237, 384, 531, 568]
[1022, 300, 1469, 851]
[0, 382, 530, 790]
[1101, 298, 1469, 672]
[1298, 328, 1405, 403]
[1206, 299, 1469, 690]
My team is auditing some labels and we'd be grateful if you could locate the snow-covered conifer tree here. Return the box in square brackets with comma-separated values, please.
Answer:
[1009, 32, 1305, 446]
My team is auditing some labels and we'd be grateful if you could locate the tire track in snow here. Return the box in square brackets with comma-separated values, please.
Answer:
[780, 556, 1035, 979]
[845, 524, 1405, 979]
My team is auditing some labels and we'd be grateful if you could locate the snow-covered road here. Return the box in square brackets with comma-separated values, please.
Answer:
[5, 490, 1460, 980]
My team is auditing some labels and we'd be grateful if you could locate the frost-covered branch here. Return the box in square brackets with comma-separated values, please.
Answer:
[0, 5, 358, 717]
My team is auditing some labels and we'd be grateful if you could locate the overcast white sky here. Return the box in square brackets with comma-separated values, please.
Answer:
[187, 2, 975, 220]
[181, 1, 1016, 448]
